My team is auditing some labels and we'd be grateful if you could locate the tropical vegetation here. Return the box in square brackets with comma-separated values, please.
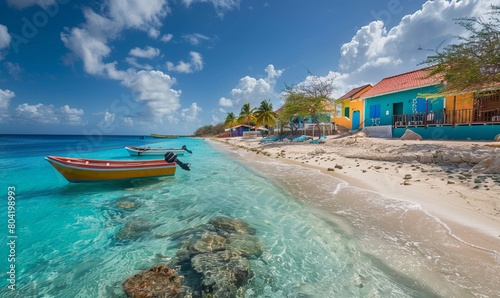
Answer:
[280, 75, 336, 138]
[422, 5, 500, 94]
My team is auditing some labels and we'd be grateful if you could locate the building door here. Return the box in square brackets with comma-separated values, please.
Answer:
[393, 102, 403, 115]
[352, 110, 360, 130]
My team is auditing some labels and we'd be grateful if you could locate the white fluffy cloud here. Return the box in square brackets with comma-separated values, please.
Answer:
[61, 0, 186, 123]
[161, 33, 173, 42]
[129, 46, 160, 58]
[218, 97, 233, 107]
[181, 0, 241, 17]
[148, 28, 160, 39]
[166, 51, 203, 73]
[0, 89, 15, 109]
[121, 70, 181, 119]
[0, 89, 15, 121]
[181, 102, 202, 122]
[0, 25, 11, 49]
[229, 64, 284, 107]
[0, 24, 11, 60]
[98, 110, 115, 129]
[15, 103, 85, 125]
[323, 0, 497, 98]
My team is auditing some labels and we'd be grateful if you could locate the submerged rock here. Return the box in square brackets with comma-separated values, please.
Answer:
[116, 219, 160, 241]
[123, 265, 190, 298]
[226, 233, 263, 259]
[191, 249, 250, 297]
[124, 216, 262, 297]
[208, 216, 256, 235]
[190, 232, 227, 254]
[115, 195, 141, 210]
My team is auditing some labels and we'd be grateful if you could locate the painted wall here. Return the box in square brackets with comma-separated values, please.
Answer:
[350, 99, 364, 129]
[445, 92, 474, 110]
[364, 85, 444, 126]
[231, 126, 250, 137]
[393, 124, 500, 140]
[334, 100, 351, 129]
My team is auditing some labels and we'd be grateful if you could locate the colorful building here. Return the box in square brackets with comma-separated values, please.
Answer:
[360, 68, 500, 140]
[336, 84, 372, 130]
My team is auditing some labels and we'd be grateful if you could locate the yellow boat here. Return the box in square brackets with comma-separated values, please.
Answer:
[45, 156, 178, 183]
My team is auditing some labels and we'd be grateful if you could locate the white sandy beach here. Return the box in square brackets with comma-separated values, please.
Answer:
[210, 135, 500, 253]
[207, 134, 500, 296]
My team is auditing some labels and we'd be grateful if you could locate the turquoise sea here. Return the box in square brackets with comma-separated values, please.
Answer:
[0, 135, 499, 297]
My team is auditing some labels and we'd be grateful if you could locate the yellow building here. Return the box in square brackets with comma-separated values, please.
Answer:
[335, 84, 372, 130]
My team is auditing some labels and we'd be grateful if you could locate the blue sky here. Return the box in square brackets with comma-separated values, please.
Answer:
[0, 0, 495, 135]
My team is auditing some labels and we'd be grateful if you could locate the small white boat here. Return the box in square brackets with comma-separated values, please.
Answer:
[125, 145, 192, 156]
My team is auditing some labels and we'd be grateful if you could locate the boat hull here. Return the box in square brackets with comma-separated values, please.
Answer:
[45, 156, 176, 183]
[125, 146, 185, 156]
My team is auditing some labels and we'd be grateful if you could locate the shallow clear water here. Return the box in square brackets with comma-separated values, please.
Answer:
[0, 135, 498, 297]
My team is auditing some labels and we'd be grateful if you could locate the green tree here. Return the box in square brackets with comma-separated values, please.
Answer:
[237, 103, 256, 126]
[193, 123, 225, 137]
[254, 100, 278, 130]
[224, 112, 238, 128]
[281, 74, 336, 138]
[224, 112, 238, 137]
[422, 5, 500, 93]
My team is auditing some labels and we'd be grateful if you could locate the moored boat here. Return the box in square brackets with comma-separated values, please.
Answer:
[45, 154, 189, 183]
[125, 145, 192, 156]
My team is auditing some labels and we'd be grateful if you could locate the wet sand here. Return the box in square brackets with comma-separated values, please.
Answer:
[208, 136, 500, 297]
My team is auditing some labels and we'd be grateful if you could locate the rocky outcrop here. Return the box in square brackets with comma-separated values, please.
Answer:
[471, 156, 500, 174]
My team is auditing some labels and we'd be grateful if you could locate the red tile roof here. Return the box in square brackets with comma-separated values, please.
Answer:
[362, 68, 443, 98]
[338, 84, 372, 100]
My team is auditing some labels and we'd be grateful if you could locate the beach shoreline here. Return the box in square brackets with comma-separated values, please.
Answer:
[208, 135, 500, 252]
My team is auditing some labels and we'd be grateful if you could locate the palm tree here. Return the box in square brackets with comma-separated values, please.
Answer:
[254, 100, 278, 132]
[224, 112, 238, 137]
[237, 103, 255, 125]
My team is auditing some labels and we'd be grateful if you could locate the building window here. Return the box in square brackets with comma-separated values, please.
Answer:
[416, 98, 432, 113]
[344, 107, 350, 117]
[369, 104, 381, 118]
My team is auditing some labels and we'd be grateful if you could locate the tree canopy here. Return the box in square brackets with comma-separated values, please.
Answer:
[281, 74, 336, 137]
[254, 100, 278, 128]
[224, 112, 238, 129]
[422, 5, 500, 94]
[237, 103, 256, 125]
